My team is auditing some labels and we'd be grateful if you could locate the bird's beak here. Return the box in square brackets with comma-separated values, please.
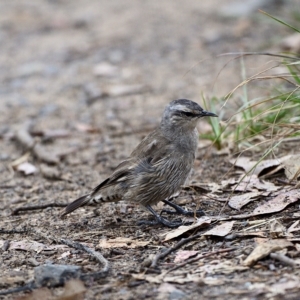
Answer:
[201, 110, 218, 117]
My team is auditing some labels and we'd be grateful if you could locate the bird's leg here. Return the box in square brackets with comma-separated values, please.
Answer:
[137, 205, 182, 228]
[161, 199, 205, 217]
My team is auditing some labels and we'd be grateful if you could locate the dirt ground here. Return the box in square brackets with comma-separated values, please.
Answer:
[1, 1, 300, 299]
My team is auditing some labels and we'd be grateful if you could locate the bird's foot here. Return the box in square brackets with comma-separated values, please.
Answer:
[138, 205, 183, 228]
[161, 199, 205, 217]
[137, 217, 182, 228]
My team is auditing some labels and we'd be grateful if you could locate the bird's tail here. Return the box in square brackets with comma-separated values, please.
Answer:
[61, 194, 91, 217]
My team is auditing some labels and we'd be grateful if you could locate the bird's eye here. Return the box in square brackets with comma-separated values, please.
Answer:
[181, 111, 195, 117]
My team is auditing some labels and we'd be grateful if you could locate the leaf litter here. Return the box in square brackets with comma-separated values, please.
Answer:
[1, 1, 300, 298]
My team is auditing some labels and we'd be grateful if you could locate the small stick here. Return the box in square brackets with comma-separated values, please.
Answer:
[12, 203, 68, 215]
[0, 229, 27, 234]
[270, 252, 297, 267]
[61, 239, 110, 278]
[151, 232, 202, 268]
[167, 247, 237, 273]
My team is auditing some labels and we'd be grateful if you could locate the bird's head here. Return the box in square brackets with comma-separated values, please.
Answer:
[161, 99, 218, 132]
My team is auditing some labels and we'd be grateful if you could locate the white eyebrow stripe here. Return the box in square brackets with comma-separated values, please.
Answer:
[172, 104, 191, 111]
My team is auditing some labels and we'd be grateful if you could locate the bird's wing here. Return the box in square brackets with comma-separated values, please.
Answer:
[91, 129, 171, 196]
[130, 128, 171, 163]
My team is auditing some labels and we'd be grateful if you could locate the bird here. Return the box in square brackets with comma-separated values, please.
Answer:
[61, 99, 218, 227]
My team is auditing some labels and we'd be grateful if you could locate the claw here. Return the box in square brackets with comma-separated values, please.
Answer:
[137, 218, 182, 228]
[139, 205, 183, 228]
[161, 199, 205, 217]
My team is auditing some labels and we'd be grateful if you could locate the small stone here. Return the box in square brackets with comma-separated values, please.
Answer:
[34, 264, 81, 287]
[169, 289, 187, 300]
[28, 257, 40, 267]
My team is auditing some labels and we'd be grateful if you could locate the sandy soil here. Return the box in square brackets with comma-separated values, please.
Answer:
[1, 1, 300, 299]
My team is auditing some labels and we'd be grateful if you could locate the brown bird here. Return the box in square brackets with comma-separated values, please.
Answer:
[61, 99, 218, 227]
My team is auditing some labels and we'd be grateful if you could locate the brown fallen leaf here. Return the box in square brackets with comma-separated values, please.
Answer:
[287, 220, 300, 234]
[253, 189, 300, 215]
[229, 157, 282, 177]
[269, 219, 287, 238]
[197, 261, 248, 275]
[58, 279, 86, 300]
[227, 231, 267, 239]
[243, 239, 293, 266]
[228, 192, 261, 210]
[162, 216, 211, 241]
[235, 175, 280, 192]
[203, 221, 235, 237]
[282, 154, 300, 180]
[7, 240, 67, 253]
[174, 250, 198, 263]
[131, 272, 166, 284]
[98, 237, 149, 248]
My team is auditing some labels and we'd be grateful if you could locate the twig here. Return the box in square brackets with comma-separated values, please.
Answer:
[167, 247, 237, 273]
[0, 228, 28, 234]
[61, 239, 110, 279]
[151, 232, 202, 268]
[0, 283, 35, 296]
[270, 252, 297, 267]
[12, 203, 67, 215]
[0, 185, 16, 189]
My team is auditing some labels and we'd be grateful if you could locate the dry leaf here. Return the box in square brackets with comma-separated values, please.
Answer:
[228, 192, 261, 210]
[269, 219, 287, 238]
[9, 240, 49, 252]
[196, 261, 248, 275]
[233, 231, 267, 238]
[174, 250, 198, 263]
[288, 220, 300, 234]
[203, 221, 235, 237]
[17, 162, 37, 175]
[163, 216, 211, 241]
[243, 239, 293, 266]
[282, 154, 300, 180]
[253, 189, 300, 215]
[7, 240, 66, 253]
[131, 272, 165, 284]
[235, 175, 280, 192]
[98, 237, 149, 248]
[229, 157, 282, 177]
